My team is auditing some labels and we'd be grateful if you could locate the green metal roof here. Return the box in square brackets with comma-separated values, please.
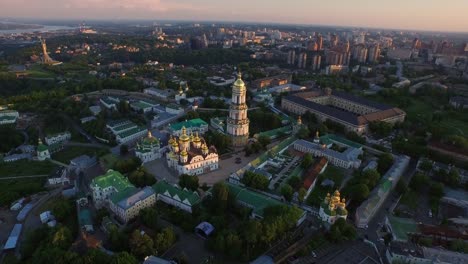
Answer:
[170, 118, 208, 131]
[226, 183, 283, 218]
[152, 181, 200, 205]
[320, 134, 362, 148]
[255, 126, 292, 139]
[117, 126, 147, 138]
[91, 170, 134, 191]
[131, 101, 154, 110]
[113, 122, 137, 132]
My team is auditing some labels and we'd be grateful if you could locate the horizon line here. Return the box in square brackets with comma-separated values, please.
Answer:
[2, 17, 468, 35]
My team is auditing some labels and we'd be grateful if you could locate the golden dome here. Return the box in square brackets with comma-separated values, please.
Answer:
[202, 143, 208, 150]
[193, 132, 201, 142]
[232, 72, 245, 90]
[189, 131, 194, 142]
[334, 190, 340, 197]
[179, 126, 190, 142]
[297, 115, 302, 125]
[180, 149, 188, 156]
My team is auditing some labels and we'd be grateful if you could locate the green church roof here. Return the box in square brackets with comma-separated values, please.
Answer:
[37, 143, 48, 152]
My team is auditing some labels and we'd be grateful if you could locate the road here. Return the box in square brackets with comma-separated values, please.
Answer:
[60, 113, 100, 144]
[359, 157, 418, 261]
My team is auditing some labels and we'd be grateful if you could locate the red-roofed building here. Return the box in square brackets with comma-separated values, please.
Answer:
[303, 157, 328, 199]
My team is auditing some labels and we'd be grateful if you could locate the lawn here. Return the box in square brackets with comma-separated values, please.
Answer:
[305, 165, 345, 207]
[51, 146, 103, 164]
[320, 165, 345, 187]
[0, 160, 56, 177]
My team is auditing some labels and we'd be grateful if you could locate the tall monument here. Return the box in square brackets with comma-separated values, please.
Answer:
[227, 72, 249, 147]
[40, 38, 61, 65]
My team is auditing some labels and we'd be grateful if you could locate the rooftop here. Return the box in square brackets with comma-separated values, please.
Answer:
[91, 170, 134, 191]
[114, 186, 155, 210]
[226, 182, 283, 218]
[152, 180, 200, 206]
[117, 126, 147, 139]
[170, 118, 208, 131]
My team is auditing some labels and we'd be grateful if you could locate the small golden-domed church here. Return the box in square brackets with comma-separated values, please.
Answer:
[319, 190, 348, 224]
[166, 126, 219, 176]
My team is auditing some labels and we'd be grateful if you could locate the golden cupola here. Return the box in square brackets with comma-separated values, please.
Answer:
[179, 126, 190, 142]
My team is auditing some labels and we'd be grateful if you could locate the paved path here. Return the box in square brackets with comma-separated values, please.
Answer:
[0, 174, 49, 180]
[48, 159, 68, 167]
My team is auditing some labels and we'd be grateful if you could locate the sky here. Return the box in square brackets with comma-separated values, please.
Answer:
[1, 0, 468, 32]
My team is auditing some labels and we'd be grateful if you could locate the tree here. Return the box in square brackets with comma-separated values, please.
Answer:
[52, 199, 73, 222]
[350, 184, 370, 202]
[287, 176, 302, 190]
[298, 188, 307, 203]
[419, 159, 433, 172]
[111, 252, 138, 264]
[154, 227, 176, 255]
[120, 144, 129, 155]
[210, 182, 229, 213]
[297, 127, 310, 139]
[241, 171, 269, 190]
[108, 226, 129, 252]
[301, 153, 313, 169]
[128, 166, 156, 187]
[52, 226, 73, 249]
[361, 169, 381, 189]
[369, 121, 393, 137]
[178, 174, 199, 191]
[129, 230, 155, 259]
[225, 232, 243, 258]
[447, 169, 461, 187]
[410, 173, 430, 191]
[377, 153, 394, 174]
[140, 207, 158, 229]
[328, 218, 356, 242]
[257, 135, 271, 149]
[429, 182, 444, 198]
[281, 184, 294, 202]
[396, 179, 408, 194]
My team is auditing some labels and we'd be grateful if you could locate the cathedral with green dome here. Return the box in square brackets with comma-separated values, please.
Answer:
[135, 131, 161, 163]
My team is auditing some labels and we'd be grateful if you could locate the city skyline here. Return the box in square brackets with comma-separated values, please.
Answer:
[2, 0, 468, 33]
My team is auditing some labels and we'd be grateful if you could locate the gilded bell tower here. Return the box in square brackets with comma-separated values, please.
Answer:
[227, 72, 249, 147]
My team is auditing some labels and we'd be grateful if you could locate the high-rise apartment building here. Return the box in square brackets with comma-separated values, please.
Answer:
[287, 50, 296, 65]
[353, 45, 368, 63]
[368, 43, 380, 63]
[311, 55, 322, 71]
[297, 52, 307, 69]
